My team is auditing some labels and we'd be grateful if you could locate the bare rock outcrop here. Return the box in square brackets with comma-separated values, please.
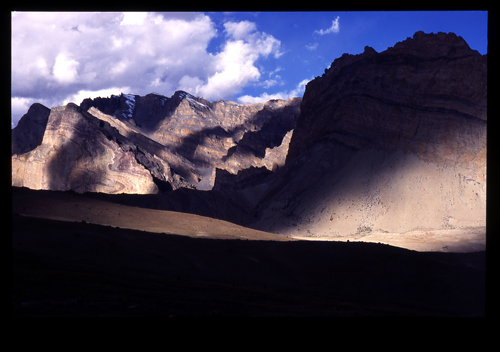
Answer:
[12, 104, 159, 194]
[12, 92, 301, 194]
[287, 31, 486, 182]
[11, 31, 485, 240]
[251, 31, 487, 237]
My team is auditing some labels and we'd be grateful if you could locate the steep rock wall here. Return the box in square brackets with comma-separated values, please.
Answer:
[252, 31, 487, 237]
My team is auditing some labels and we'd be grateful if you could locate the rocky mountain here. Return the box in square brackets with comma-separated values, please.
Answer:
[11, 31, 486, 240]
[12, 91, 301, 193]
[249, 31, 487, 237]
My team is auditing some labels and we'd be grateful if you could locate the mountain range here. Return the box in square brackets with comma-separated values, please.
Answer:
[12, 31, 487, 240]
[12, 89, 300, 193]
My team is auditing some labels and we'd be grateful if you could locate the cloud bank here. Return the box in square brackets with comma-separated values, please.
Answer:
[11, 12, 285, 126]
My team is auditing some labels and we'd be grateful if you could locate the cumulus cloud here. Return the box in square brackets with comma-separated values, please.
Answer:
[184, 20, 282, 100]
[11, 12, 283, 126]
[237, 78, 310, 104]
[223, 20, 257, 40]
[53, 53, 80, 84]
[314, 16, 340, 35]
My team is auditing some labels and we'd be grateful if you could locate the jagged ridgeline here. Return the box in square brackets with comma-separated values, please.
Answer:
[12, 31, 486, 237]
[12, 90, 301, 193]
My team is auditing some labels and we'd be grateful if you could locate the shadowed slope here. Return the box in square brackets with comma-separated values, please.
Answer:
[248, 32, 486, 239]
[12, 210, 486, 317]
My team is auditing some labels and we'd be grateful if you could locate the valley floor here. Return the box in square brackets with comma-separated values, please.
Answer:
[12, 187, 487, 317]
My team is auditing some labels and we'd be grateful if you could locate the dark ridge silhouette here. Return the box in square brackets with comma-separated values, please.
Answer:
[11, 103, 51, 156]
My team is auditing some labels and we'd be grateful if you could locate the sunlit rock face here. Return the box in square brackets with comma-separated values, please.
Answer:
[12, 92, 301, 194]
[12, 104, 159, 194]
[251, 31, 487, 236]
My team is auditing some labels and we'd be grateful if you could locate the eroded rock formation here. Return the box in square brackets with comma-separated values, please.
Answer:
[12, 104, 159, 194]
[246, 31, 487, 237]
[11, 31, 486, 239]
[12, 91, 300, 194]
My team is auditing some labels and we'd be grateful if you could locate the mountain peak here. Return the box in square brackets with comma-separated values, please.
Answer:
[174, 90, 212, 110]
[385, 30, 478, 58]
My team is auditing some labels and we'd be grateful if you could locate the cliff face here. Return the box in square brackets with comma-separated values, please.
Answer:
[288, 31, 486, 181]
[251, 31, 487, 237]
[12, 104, 159, 194]
[12, 92, 300, 194]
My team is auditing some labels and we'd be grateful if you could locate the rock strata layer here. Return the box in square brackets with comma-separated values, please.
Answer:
[11, 31, 486, 240]
[12, 91, 300, 194]
[250, 31, 487, 237]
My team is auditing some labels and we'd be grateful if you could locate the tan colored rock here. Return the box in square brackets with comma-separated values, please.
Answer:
[288, 33, 486, 172]
[78, 91, 301, 190]
[12, 92, 301, 194]
[12, 104, 158, 194]
[252, 31, 486, 238]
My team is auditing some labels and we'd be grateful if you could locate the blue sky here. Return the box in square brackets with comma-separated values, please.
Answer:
[11, 11, 488, 127]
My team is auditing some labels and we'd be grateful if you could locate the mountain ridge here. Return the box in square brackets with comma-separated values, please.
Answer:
[12, 89, 301, 193]
[11, 31, 487, 240]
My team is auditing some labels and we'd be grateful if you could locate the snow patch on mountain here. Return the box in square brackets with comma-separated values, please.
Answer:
[178, 91, 211, 110]
[110, 93, 136, 118]
[122, 93, 136, 118]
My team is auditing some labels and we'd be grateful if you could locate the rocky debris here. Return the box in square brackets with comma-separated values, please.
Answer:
[11, 103, 51, 156]
[250, 31, 487, 237]
[12, 91, 301, 194]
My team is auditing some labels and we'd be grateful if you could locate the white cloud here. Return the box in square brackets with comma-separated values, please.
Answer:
[120, 12, 147, 26]
[178, 75, 204, 93]
[53, 53, 80, 84]
[62, 86, 132, 106]
[11, 12, 216, 102]
[224, 20, 257, 40]
[269, 66, 283, 77]
[260, 79, 280, 89]
[314, 16, 340, 35]
[237, 78, 310, 104]
[182, 21, 282, 100]
[11, 97, 36, 128]
[11, 12, 283, 125]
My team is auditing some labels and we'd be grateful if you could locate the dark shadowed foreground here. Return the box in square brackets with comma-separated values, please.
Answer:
[12, 188, 486, 317]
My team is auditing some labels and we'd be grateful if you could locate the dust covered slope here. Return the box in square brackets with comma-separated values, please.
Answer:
[11, 186, 290, 241]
